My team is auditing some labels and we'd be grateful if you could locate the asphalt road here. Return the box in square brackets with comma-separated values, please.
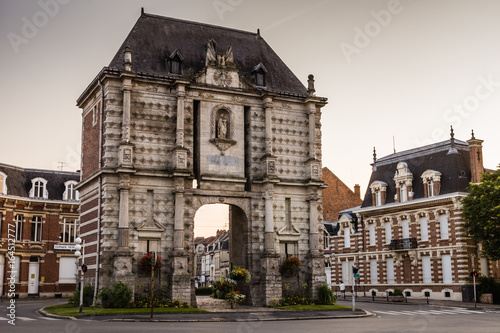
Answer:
[1, 297, 499, 333]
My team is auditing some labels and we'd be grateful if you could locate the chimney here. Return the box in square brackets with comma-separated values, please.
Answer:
[467, 130, 484, 183]
[354, 184, 361, 198]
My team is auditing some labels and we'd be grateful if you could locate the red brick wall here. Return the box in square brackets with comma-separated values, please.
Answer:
[322, 167, 362, 222]
[82, 101, 102, 179]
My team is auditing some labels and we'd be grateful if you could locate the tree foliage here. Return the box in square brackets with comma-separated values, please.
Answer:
[462, 168, 500, 260]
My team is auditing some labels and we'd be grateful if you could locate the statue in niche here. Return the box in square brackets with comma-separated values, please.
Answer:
[217, 113, 228, 139]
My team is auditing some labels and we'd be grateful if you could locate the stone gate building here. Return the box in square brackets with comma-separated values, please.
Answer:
[76, 11, 327, 306]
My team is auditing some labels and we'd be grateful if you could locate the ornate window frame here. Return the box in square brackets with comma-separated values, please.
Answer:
[421, 169, 441, 197]
[63, 180, 79, 201]
[394, 162, 413, 202]
[369, 180, 388, 206]
[0, 171, 7, 195]
[29, 177, 48, 199]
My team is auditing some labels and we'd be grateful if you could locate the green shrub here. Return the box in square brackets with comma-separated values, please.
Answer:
[392, 289, 403, 296]
[69, 285, 94, 307]
[317, 284, 336, 305]
[478, 276, 500, 304]
[195, 287, 213, 295]
[98, 282, 133, 308]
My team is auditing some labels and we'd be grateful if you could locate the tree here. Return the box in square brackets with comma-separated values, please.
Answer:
[462, 168, 500, 260]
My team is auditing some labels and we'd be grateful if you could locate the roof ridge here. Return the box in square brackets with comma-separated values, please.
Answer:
[377, 139, 468, 162]
[141, 12, 260, 38]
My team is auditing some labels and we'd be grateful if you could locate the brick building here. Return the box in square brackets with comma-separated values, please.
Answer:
[325, 130, 498, 301]
[322, 167, 362, 223]
[0, 163, 79, 298]
[321, 167, 362, 287]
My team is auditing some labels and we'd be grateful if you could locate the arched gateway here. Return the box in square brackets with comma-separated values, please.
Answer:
[76, 12, 327, 306]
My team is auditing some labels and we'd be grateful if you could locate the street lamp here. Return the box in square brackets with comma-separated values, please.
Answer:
[74, 237, 85, 313]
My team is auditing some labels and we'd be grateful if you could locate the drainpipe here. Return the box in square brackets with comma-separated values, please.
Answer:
[94, 78, 104, 303]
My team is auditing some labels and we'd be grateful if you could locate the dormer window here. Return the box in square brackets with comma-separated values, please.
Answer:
[166, 49, 184, 75]
[252, 63, 267, 87]
[63, 180, 79, 201]
[30, 177, 48, 199]
[370, 180, 388, 206]
[0, 171, 7, 194]
[394, 162, 413, 203]
[421, 170, 442, 198]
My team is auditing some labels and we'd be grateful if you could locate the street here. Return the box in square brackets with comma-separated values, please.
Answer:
[1, 298, 499, 333]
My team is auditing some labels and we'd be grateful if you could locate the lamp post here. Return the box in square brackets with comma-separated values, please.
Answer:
[74, 237, 85, 313]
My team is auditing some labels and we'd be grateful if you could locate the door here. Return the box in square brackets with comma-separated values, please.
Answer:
[28, 257, 39, 295]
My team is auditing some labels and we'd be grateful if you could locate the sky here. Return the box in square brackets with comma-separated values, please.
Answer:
[1, 0, 499, 236]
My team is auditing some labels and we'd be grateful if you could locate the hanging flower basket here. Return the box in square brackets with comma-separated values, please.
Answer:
[280, 256, 301, 277]
[229, 266, 251, 282]
[140, 252, 162, 273]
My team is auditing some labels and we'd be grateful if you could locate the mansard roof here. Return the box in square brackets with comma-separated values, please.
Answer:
[361, 139, 471, 208]
[108, 12, 308, 95]
[0, 162, 80, 200]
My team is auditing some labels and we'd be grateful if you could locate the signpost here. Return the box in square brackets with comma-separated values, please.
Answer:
[352, 266, 359, 312]
[151, 251, 156, 320]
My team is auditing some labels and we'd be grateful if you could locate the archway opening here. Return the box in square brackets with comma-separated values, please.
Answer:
[192, 203, 249, 297]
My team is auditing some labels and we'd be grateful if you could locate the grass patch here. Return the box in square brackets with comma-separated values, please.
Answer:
[45, 303, 207, 317]
[278, 304, 358, 311]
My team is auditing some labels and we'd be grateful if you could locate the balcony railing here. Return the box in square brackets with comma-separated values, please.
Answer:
[388, 238, 417, 250]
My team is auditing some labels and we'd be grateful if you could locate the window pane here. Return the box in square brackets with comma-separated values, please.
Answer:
[442, 255, 452, 283]
[402, 219, 409, 239]
[369, 224, 375, 245]
[386, 258, 394, 284]
[422, 256, 432, 283]
[439, 214, 449, 239]
[419, 216, 428, 241]
[385, 222, 391, 244]
[370, 259, 378, 285]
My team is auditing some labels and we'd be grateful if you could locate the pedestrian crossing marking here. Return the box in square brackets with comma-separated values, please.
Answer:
[376, 309, 477, 316]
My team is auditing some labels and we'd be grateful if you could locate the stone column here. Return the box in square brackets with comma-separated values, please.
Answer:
[308, 193, 319, 255]
[122, 78, 132, 143]
[118, 175, 130, 249]
[173, 182, 184, 252]
[307, 102, 316, 159]
[264, 96, 273, 155]
[264, 188, 275, 253]
[176, 84, 185, 147]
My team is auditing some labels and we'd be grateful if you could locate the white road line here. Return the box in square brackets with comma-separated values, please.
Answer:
[40, 317, 61, 320]
[377, 309, 479, 317]
[16, 317, 36, 321]
[376, 311, 402, 315]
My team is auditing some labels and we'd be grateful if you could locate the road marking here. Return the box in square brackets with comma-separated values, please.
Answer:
[376, 309, 480, 317]
[40, 317, 61, 320]
[16, 317, 36, 321]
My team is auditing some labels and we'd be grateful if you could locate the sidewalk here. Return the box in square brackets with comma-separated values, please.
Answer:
[336, 294, 500, 311]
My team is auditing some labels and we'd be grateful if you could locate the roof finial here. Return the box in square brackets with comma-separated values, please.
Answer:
[373, 147, 377, 162]
[257, 28, 260, 36]
[141, 7, 144, 15]
[447, 125, 459, 155]
[307, 74, 315, 96]
[471, 129, 475, 139]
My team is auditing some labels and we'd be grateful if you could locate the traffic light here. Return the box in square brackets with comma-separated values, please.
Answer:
[82, 264, 87, 273]
[470, 270, 478, 277]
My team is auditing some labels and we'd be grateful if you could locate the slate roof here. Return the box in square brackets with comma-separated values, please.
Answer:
[108, 12, 308, 96]
[0, 163, 80, 201]
[361, 139, 472, 208]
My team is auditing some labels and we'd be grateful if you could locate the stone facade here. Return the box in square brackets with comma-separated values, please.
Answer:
[325, 132, 499, 301]
[76, 13, 327, 306]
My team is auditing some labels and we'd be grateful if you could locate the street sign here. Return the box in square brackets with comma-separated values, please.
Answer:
[353, 273, 360, 278]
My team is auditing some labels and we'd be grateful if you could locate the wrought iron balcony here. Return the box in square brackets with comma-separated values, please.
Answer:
[388, 238, 417, 251]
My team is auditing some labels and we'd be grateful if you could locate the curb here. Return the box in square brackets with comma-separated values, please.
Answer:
[37, 307, 78, 321]
[39, 306, 374, 322]
[104, 310, 375, 322]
